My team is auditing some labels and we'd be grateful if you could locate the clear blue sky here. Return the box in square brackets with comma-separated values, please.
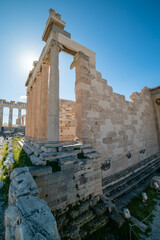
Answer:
[0, 0, 160, 122]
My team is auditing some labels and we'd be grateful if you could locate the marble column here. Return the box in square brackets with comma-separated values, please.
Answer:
[8, 107, 13, 127]
[25, 91, 30, 137]
[0, 107, 3, 131]
[37, 61, 49, 142]
[18, 108, 22, 128]
[28, 88, 32, 139]
[31, 81, 36, 140]
[33, 78, 38, 140]
[35, 72, 41, 141]
[22, 115, 25, 126]
[48, 41, 60, 142]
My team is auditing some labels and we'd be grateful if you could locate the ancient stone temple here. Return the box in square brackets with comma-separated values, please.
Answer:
[0, 100, 26, 131]
[5, 8, 160, 239]
[23, 7, 160, 225]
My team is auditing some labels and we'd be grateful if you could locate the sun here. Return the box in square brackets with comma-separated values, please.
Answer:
[19, 51, 38, 74]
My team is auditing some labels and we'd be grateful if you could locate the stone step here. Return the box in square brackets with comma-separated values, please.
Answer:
[24, 140, 42, 156]
[109, 161, 160, 203]
[22, 145, 33, 156]
[103, 153, 160, 189]
[40, 147, 97, 161]
[40, 150, 79, 161]
[30, 154, 46, 166]
[62, 143, 92, 151]
[41, 143, 92, 153]
[104, 156, 160, 197]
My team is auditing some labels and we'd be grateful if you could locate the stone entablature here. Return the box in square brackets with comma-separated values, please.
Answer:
[0, 100, 26, 130]
[0, 99, 26, 109]
[25, 9, 95, 142]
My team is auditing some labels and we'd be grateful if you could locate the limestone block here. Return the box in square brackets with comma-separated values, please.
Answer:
[30, 154, 46, 166]
[5, 195, 61, 240]
[73, 210, 94, 227]
[9, 168, 38, 204]
[91, 202, 106, 216]
[5, 165, 61, 240]
[88, 215, 108, 234]
[29, 166, 52, 177]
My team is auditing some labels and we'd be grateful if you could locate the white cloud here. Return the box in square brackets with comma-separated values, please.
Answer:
[20, 96, 27, 100]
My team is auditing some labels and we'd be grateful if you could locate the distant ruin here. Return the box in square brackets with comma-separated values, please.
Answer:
[0, 99, 26, 130]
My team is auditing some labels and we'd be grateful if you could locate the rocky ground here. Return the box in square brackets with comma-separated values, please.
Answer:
[0, 192, 5, 240]
[0, 137, 6, 240]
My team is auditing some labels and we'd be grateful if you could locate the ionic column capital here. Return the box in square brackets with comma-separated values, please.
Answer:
[49, 39, 63, 52]
[42, 59, 50, 66]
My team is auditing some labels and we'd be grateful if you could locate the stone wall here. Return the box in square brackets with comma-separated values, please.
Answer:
[74, 52, 159, 189]
[29, 152, 102, 212]
[59, 99, 76, 141]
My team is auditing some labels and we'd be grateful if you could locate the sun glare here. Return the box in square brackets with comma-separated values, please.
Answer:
[19, 51, 38, 73]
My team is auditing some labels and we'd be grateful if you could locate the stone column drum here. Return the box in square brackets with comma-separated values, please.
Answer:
[35, 72, 41, 141]
[48, 41, 60, 142]
[25, 91, 29, 137]
[37, 61, 49, 142]
[28, 88, 32, 139]
[8, 107, 13, 127]
[18, 108, 22, 127]
[32, 79, 37, 140]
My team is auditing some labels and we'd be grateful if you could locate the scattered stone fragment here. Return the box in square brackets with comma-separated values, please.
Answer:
[5, 167, 61, 240]
[150, 176, 160, 190]
[9, 168, 38, 204]
[30, 154, 46, 166]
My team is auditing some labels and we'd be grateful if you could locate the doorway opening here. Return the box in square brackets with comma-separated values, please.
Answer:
[59, 51, 76, 141]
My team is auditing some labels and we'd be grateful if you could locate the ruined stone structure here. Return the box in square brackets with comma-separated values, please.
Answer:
[23, 10, 160, 238]
[0, 99, 26, 131]
[150, 86, 160, 150]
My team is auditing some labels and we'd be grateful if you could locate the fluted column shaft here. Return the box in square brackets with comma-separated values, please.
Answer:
[31, 81, 36, 139]
[18, 108, 22, 127]
[8, 108, 13, 127]
[37, 61, 49, 142]
[22, 115, 25, 126]
[35, 72, 41, 141]
[33, 79, 38, 140]
[48, 42, 60, 142]
[25, 91, 29, 137]
[28, 88, 32, 139]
